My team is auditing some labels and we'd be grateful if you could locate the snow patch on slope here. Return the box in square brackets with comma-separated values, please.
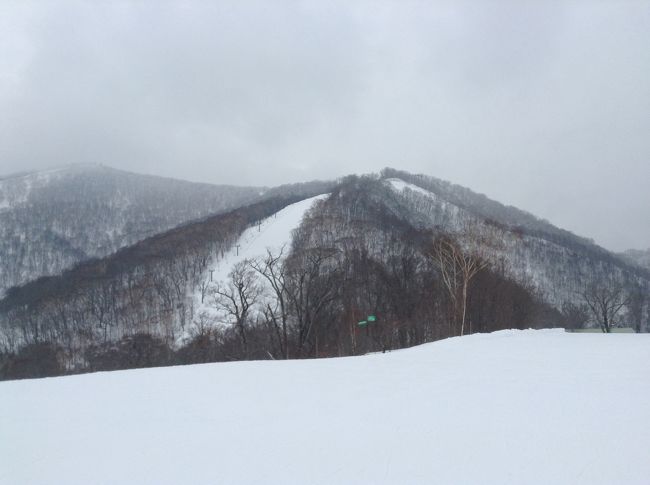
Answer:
[386, 177, 468, 233]
[1, 329, 648, 484]
[386, 177, 434, 197]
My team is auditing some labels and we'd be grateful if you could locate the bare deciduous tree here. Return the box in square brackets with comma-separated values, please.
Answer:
[626, 285, 647, 333]
[430, 236, 490, 336]
[191, 310, 214, 339]
[284, 247, 339, 356]
[198, 279, 210, 304]
[251, 248, 291, 359]
[580, 283, 630, 333]
[211, 261, 261, 357]
[560, 301, 590, 330]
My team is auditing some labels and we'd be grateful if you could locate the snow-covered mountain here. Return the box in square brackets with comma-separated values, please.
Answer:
[0, 168, 648, 379]
[2, 329, 649, 484]
[0, 164, 264, 295]
[379, 169, 649, 308]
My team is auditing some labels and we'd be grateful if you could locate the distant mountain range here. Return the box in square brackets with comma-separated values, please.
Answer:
[0, 164, 265, 295]
[1, 166, 647, 379]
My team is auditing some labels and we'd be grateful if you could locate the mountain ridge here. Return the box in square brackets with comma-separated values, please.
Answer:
[1, 167, 647, 379]
[0, 164, 268, 294]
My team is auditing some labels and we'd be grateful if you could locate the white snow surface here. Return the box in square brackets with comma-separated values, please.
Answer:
[2, 329, 649, 484]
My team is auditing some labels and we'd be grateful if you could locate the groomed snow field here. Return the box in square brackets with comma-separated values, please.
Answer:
[1, 329, 649, 484]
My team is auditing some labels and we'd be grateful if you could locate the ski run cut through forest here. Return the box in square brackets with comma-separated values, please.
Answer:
[1, 329, 649, 485]
[189, 193, 329, 330]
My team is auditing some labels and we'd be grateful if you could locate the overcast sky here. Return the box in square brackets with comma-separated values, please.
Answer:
[0, 1, 648, 251]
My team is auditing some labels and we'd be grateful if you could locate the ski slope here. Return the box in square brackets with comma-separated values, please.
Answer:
[190, 193, 329, 325]
[1, 329, 649, 484]
[209, 193, 329, 284]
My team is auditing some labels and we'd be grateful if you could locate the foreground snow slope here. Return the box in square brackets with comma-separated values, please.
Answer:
[1, 329, 649, 485]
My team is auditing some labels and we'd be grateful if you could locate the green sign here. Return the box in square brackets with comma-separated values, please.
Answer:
[358, 315, 377, 327]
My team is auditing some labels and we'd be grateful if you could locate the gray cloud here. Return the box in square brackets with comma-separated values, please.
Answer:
[0, 0, 648, 251]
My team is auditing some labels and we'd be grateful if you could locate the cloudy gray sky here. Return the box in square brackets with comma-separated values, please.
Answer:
[0, 0, 648, 251]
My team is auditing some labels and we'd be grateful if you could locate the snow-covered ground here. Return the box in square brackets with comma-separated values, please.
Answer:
[1, 329, 648, 484]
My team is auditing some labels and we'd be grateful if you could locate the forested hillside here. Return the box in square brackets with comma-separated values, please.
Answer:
[1, 170, 648, 380]
[380, 168, 650, 310]
[0, 164, 263, 295]
[620, 248, 650, 271]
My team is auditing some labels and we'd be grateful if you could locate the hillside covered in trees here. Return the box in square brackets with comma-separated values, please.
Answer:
[620, 248, 650, 271]
[0, 164, 264, 295]
[1, 169, 648, 379]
